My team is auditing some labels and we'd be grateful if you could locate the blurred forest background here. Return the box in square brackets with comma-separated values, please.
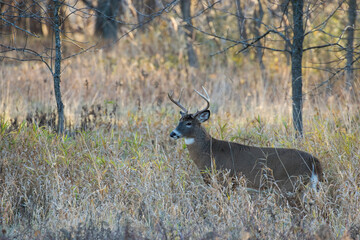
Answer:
[1, 0, 360, 239]
[0, 0, 358, 134]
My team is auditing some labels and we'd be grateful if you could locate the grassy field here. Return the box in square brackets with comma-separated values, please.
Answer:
[1, 27, 360, 239]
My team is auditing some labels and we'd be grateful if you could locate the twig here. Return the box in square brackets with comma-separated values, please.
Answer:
[0, 16, 40, 38]
[303, 43, 343, 52]
[304, 54, 360, 96]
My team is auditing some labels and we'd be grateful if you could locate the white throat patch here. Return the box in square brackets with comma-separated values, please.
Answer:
[310, 173, 319, 190]
[184, 138, 195, 145]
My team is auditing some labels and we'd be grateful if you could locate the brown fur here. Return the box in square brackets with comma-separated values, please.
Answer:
[171, 114, 323, 192]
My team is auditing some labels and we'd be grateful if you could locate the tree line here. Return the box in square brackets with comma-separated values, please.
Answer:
[0, 0, 358, 137]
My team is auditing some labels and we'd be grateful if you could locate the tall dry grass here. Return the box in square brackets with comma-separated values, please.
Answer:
[1, 21, 360, 239]
[0, 106, 359, 239]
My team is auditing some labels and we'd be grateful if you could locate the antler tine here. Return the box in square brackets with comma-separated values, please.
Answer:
[194, 86, 210, 116]
[168, 89, 188, 113]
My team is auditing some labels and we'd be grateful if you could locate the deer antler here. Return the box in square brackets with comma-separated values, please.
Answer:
[168, 89, 188, 113]
[193, 86, 210, 117]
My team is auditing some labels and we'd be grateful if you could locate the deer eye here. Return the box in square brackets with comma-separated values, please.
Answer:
[186, 122, 192, 126]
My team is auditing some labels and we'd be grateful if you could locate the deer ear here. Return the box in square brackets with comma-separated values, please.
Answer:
[196, 110, 210, 123]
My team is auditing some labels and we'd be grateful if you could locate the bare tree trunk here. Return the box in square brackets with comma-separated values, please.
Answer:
[53, 0, 64, 134]
[95, 0, 121, 40]
[345, 0, 357, 92]
[202, 4, 227, 65]
[133, 0, 156, 23]
[29, 1, 43, 35]
[133, 0, 146, 24]
[180, 0, 199, 68]
[10, 0, 43, 36]
[279, 0, 291, 66]
[47, 0, 69, 39]
[235, 0, 247, 42]
[290, 0, 304, 138]
[253, 0, 266, 82]
[0, 1, 11, 34]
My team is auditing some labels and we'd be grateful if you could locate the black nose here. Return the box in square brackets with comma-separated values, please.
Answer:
[170, 131, 179, 139]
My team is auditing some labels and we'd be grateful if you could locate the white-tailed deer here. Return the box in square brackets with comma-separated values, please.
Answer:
[169, 88, 323, 192]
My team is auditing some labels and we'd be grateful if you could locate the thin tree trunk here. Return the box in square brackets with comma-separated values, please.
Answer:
[29, 1, 43, 35]
[254, 0, 266, 82]
[133, 0, 146, 24]
[280, 0, 291, 65]
[53, 0, 64, 134]
[95, 0, 121, 40]
[345, 0, 357, 91]
[203, 5, 227, 65]
[235, 0, 247, 41]
[180, 0, 199, 68]
[132, 0, 157, 31]
[0, 1, 11, 34]
[290, 0, 304, 138]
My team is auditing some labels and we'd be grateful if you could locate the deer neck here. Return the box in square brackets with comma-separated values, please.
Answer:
[185, 126, 213, 170]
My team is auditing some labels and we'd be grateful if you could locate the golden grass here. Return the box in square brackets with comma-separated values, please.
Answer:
[0, 107, 359, 239]
[0, 28, 360, 239]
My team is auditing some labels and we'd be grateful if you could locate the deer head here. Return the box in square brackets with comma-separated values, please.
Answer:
[169, 87, 210, 140]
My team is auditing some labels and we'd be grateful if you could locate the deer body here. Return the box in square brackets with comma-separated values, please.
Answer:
[185, 126, 322, 191]
[169, 88, 323, 192]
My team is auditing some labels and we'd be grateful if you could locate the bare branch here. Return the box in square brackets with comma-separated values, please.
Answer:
[303, 43, 343, 52]
[304, 54, 360, 96]
[81, 0, 95, 9]
[0, 44, 53, 74]
[236, 30, 290, 54]
[188, 0, 221, 21]
[209, 42, 241, 57]
[186, 23, 239, 44]
[63, 0, 179, 58]
[304, 0, 346, 37]
[0, 16, 40, 38]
